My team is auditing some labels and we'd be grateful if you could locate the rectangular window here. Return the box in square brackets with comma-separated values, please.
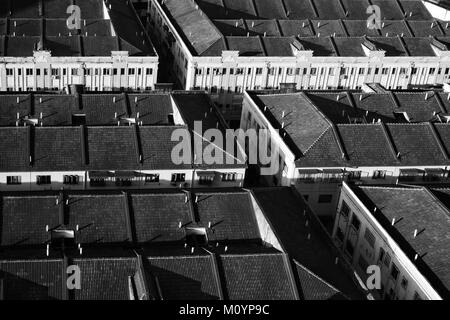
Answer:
[329, 68, 335, 76]
[6, 68, 13, 76]
[63, 175, 80, 185]
[26, 68, 33, 76]
[378, 247, 385, 264]
[358, 68, 365, 75]
[429, 68, 436, 75]
[103, 69, 111, 75]
[171, 173, 186, 183]
[401, 277, 408, 289]
[222, 173, 237, 182]
[128, 68, 136, 75]
[236, 68, 244, 75]
[113, 68, 118, 75]
[36, 175, 51, 185]
[348, 171, 361, 180]
[71, 68, 78, 76]
[310, 68, 317, 76]
[390, 264, 399, 280]
[364, 228, 375, 248]
[351, 215, 361, 231]
[340, 201, 350, 218]
[287, 68, 294, 76]
[384, 252, 391, 267]
[411, 67, 417, 75]
[382, 68, 388, 75]
[146, 68, 153, 75]
[318, 194, 332, 203]
[120, 68, 126, 75]
[374, 68, 379, 75]
[7, 176, 21, 185]
[51, 68, 59, 76]
[145, 174, 160, 183]
[372, 170, 386, 179]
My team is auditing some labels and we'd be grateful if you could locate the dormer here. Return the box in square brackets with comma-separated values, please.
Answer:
[290, 39, 313, 60]
[430, 37, 450, 57]
[361, 37, 385, 59]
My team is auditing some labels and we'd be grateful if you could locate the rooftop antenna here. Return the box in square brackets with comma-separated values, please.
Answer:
[46, 244, 50, 256]
[191, 247, 195, 254]
[413, 229, 418, 238]
[178, 221, 182, 229]
[414, 254, 418, 261]
[17, 97, 19, 104]
[76, 224, 79, 232]
[45, 225, 49, 232]
[224, 246, 228, 252]
[391, 217, 396, 226]
[335, 257, 339, 264]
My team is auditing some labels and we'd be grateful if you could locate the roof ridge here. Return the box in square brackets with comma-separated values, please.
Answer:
[302, 126, 333, 155]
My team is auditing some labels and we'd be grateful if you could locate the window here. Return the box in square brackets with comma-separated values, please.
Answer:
[120, 68, 125, 75]
[71, 68, 78, 76]
[401, 277, 408, 289]
[348, 170, 361, 180]
[445, 68, 450, 75]
[128, 68, 136, 75]
[236, 68, 244, 75]
[113, 68, 118, 75]
[358, 68, 365, 75]
[63, 175, 80, 185]
[199, 175, 214, 185]
[329, 68, 335, 76]
[429, 68, 436, 75]
[351, 215, 361, 231]
[372, 170, 386, 179]
[378, 247, 385, 264]
[255, 68, 263, 75]
[340, 201, 350, 218]
[374, 68, 379, 75]
[51, 68, 59, 76]
[381, 68, 388, 75]
[222, 173, 237, 182]
[26, 68, 33, 76]
[7, 176, 21, 185]
[18, 69, 22, 76]
[36, 175, 51, 185]
[399, 68, 407, 75]
[390, 264, 399, 280]
[103, 68, 111, 75]
[411, 67, 417, 75]
[318, 194, 332, 203]
[310, 68, 317, 75]
[287, 68, 294, 76]
[391, 68, 396, 74]
[145, 174, 160, 183]
[171, 173, 185, 183]
[6, 68, 13, 76]
[364, 228, 375, 248]
[384, 252, 391, 267]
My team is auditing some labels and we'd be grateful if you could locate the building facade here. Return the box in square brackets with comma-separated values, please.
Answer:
[145, 0, 450, 124]
[331, 182, 449, 300]
[0, 0, 159, 92]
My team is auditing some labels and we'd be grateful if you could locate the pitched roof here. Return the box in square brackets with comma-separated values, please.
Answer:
[351, 185, 450, 298]
[219, 253, 298, 300]
[251, 187, 363, 299]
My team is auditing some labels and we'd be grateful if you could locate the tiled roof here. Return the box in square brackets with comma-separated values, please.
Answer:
[251, 91, 450, 166]
[194, 191, 260, 241]
[73, 257, 137, 300]
[1, 195, 60, 246]
[351, 185, 450, 298]
[0, 0, 155, 56]
[0, 259, 65, 300]
[145, 255, 221, 299]
[131, 193, 192, 243]
[219, 253, 297, 300]
[159, 0, 441, 57]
